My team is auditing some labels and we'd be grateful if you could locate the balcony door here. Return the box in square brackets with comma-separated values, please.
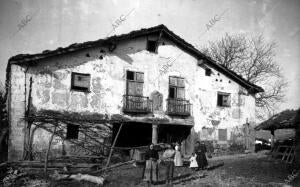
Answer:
[169, 76, 185, 99]
[168, 76, 190, 115]
[126, 70, 144, 96]
[125, 70, 145, 111]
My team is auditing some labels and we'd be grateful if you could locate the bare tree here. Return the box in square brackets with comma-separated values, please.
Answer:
[202, 34, 287, 119]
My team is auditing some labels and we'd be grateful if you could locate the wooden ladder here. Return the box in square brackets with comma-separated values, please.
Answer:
[286, 146, 295, 164]
[281, 146, 295, 163]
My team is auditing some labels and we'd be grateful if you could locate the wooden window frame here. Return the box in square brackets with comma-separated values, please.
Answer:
[126, 70, 144, 96]
[217, 92, 231, 107]
[71, 72, 91, 92]
[168, 76, 185, 99]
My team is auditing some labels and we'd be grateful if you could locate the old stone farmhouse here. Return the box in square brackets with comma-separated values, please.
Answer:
[6, 25, 263, 161]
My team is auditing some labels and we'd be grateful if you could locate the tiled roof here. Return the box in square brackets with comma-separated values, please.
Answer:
[255, 108, 300, 131]
[7, 24, 263, 93]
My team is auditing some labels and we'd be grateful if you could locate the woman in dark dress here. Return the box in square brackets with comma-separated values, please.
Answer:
[194, 141, 208, 170]
[144, 143, 159, 184]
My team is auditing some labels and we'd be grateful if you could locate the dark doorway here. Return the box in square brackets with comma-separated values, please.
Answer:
[112, 122, 152, 147]
[158, 124, 192, 143]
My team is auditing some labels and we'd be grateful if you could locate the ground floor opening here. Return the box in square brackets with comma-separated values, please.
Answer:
[158, 124, 192, 144]
[112, 122, 192, 148]
[112, 122, 152, 147]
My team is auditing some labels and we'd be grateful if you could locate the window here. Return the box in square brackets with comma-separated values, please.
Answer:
[147, 40, 157, 53]
[71, 72, 91, 92]
[217, 92, 231, 107]
[66, 124, 79, 139]
[126, 70, 144, 96]
[205, 68, 212, 76]
[218, 129, 227, 141]
[169, 76, 185, 99]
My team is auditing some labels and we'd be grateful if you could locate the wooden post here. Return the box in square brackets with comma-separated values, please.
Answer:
[244, 123, 249, 150]
[271, 129, 275, 149]
[23, 77, 33, 160]
[44, 123, 57, 177]
[152, 123, 158, 144]
[105, 123, 123, 168]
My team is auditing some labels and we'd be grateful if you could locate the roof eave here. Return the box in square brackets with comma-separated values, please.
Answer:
[7, 24, 264, 93]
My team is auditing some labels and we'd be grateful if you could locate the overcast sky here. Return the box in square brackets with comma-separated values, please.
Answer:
[0, 0, 299, 111]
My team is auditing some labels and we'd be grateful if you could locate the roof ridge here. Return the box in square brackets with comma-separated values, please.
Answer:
[7, 24, 263, 93]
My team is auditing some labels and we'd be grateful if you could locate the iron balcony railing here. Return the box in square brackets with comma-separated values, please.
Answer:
[123, 95, 153, 114]
[167, 98, 192, 116]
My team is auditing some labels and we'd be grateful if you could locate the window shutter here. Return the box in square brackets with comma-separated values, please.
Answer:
[177, 88, 185, 99]
[226, 95, 231, 106]
[136, 82, 143, 96]
[126, 71, 144, 96]
[71, 73, 91, 91]
[73, 74, 90, 88]
[136, 72, 144, 82]
[222, 95, 231, 106]
[127, 81, 136, 95]
[177, 78, 185, 87]
[169, 77, 177, 86]
[222, 95, 228, 106]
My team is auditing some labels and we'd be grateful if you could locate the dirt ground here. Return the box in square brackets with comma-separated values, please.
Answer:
[2, 152, 299, 186]
[103, 152, 299, 187]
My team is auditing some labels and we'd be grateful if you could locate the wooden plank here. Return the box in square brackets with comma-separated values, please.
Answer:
[286, 146, 295, 163]
[105, 123, 124, 168]
[282, 147, 289, 161]
[11, 162, 100, 168]
[44, 124, 57, 177]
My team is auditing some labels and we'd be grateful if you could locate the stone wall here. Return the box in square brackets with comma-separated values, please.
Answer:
[8, 65, 27, 160]
[8, 34, 257, 160]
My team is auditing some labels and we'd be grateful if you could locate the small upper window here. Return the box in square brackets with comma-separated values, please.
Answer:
[217, 92, 231, 107]
[66, 124, 79, 139]
[205, 68, 212, 76]
[147, 40, 157, 53]
[71, 72, 91, 92]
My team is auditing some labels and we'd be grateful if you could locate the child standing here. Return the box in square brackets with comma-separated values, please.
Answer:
[189, 153, 198, 171]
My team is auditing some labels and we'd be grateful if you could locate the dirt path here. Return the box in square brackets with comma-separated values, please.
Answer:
[104, 153, 299, 187]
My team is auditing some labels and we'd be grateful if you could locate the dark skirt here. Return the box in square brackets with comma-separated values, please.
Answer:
[196, 152, 208, 168]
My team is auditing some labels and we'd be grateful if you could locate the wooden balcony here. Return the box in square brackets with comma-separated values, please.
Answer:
[167, 98, 192, 116]
[123, 95, 153, 114]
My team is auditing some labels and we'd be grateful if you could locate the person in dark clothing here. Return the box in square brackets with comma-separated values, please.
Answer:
[144, 143, 159, 184]
[194, 141, 208, 170]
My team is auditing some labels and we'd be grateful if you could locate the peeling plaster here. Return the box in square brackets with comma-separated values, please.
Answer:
[8, 36, 258, 160]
